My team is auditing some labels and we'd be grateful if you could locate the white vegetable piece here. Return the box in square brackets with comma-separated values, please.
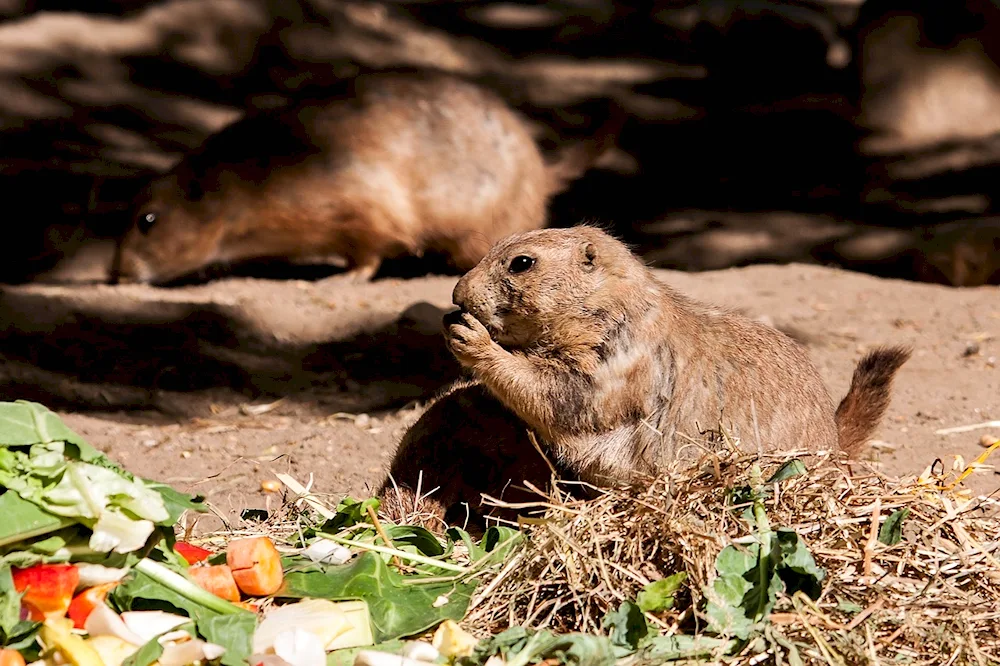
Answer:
[121, 610, 189, 643]
[74, 563, 129, 590]
[273, 629, 326, 666]
[400, 641, 440, 663]
[301, 539, 351, 565]
[159, 638, 227, 666]
[83, 603, 145, 646]
[253, 599, 373, 654]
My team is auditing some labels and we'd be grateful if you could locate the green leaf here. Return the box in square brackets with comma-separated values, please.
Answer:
[327, 640, 406, 666]
[0, 563, 40, 650]
[278, 552, 475, 642]
[122, 636, 165, 666]
[766, 460, 807, 484]
[464, 628, 615, 666]
[636, 572, 687, 613]
[601, 601, 648, 657]
[384, 526, 444, 556]
[322, 497, 382, 533]
[0, 491, 72, 548]
[637, 634, 737, 661]
[0, 401, 97, 458]
[109, 568, 256, 666]
[144, 482, 206, 524]
[878, 508, 910, 546]
[775, 529, 825, 599]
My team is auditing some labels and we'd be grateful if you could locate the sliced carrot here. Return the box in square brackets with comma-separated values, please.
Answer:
[226, 537, 284, 597]
[188, 565, 241, 602]
[11, 564, 79, 621]
[0, 649, 26, 666]
[67, 582, 119, 630]
[174, 542, 213, 565]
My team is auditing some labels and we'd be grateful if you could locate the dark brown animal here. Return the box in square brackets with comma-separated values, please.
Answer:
[113, 72, 613, 285]
[443, 226, 910, 485]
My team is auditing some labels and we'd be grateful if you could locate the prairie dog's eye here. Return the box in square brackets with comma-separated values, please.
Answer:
[138, 212, 157, 234]
[508, 255, 535, 274]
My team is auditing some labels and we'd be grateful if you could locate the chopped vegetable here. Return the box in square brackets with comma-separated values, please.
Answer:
[272, 628, 325, 666]
[0, 649, 26, 666]
[38, 618, 105, 666]
[158, 635, 226, 666]
[120, 610, 189, 643]
[11, 564, 79, 621]
[84, 635, 138, 666]
[83, 602, 144, 646]
[174, 542, 213, 565]
[67, 582, 118, 629]
[432, 620, 478, 658]
[188, 565, 241, 602]
[227, 537, 283, 597]
[252, 599, 373, 654]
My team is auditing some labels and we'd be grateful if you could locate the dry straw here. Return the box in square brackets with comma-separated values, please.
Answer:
[463, 447, 1000, 665]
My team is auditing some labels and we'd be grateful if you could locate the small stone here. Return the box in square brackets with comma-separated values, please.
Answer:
[980, 434, 999, 448]
[963, 342, 980, 357]
[261, 479, 281, 493]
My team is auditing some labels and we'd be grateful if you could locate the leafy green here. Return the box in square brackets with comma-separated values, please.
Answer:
[601, 601, 649, 657]
[327, 640, 406, 666]
[110, 566, 255, 666]
[766, 460, 807, 484]
[0, 401, 203, 558]
[279, 552, 475, 642]
[706, 484, 825, 641]
[447, 526, 523, 566]
[122, 636, 165, 666]
[0, 491, 72, 549]
[636, 635, 737, 661]
[462, 627, 616, 666]
[636, 572, 687, 613]
[878, 508, 910, 546]
[321, 497, 382, 533]
[0, 564, 40, 650]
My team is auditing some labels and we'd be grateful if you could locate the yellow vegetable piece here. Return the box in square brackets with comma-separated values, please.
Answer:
[84, 636, 137, 666]
[39, 620, 105, 666]
[431, 620, 478, 659]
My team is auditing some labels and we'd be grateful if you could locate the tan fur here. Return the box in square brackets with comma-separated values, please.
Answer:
[442, 226, 911, 486]
[113, 73, 612, 285]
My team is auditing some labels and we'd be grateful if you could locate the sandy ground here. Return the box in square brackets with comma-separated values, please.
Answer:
[1, 264, 997, 532]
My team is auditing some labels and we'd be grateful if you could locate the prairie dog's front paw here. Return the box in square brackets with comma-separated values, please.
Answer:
[445, 312, 496, 366]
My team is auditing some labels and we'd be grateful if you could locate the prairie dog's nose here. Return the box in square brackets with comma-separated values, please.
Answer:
[452, 276, 470, 310]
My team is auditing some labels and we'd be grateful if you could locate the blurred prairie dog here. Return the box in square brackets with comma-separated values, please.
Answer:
[114, 72, 617, 284]
[444, 226, 911, 485]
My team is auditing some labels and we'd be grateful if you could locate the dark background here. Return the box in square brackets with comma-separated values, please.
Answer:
[2, 0, 1000, 286]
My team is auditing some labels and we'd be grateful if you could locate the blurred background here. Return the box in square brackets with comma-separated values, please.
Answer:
[2, 0, 999, 288]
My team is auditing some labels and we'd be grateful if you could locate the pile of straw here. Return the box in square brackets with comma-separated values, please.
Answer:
[464, 449, 1000, 665]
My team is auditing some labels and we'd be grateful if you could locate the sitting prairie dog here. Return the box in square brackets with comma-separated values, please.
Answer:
[442, 226, 911, 486]
[113, 73, 616, 285]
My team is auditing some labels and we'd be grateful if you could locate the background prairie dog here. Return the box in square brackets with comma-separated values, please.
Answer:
[113, 73, 614, 285]
[444, 226, 911, 485]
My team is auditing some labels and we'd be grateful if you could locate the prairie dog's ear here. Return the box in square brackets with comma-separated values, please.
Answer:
[581, 241, 597, 270]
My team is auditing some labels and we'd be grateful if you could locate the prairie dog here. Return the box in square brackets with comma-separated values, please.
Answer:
[113, 73, 613, 285]
[444, 226, 910, 485]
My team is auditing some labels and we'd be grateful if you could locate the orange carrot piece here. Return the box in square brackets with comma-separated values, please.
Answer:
[67, 582, 119, 630]
[188, 565, 241, 602]
[11, 564, 79, 621]
[174, 542, 213, 565]
[226, 537, 284, 597]
[0, 649, 26, 666]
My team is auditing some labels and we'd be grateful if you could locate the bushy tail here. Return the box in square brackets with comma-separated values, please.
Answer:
[835, 346, 912, 457]
[544, 106, 627, 195]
